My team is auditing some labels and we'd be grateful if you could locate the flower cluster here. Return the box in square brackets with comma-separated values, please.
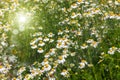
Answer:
[0, 0, 120, 80]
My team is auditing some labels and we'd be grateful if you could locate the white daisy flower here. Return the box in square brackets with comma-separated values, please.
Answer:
[81, 43, 88, 49]
[37, 37, 43, 41]
[41, 58, 49, 66]
[24, 74, 33, 80]
[30, 68, 40, 77]
[61, 69, 69, 77]
[17, 67, 26, 75]
[71, 12, 77, 19]
[70, 52, 76, 56]
[12, 77, 20, 80]
[57, 56, 66, 64]
[49, 48, 56, 55]
[5, 63, 12, 70]
[43, 64, 51, 72]
[90, 41, 99, 48]
[0, 65, 6, 73]
[79, 60, 88, 69]
[48, 68, 56, 76]
[71, 3, 78, 9]
[48, 32, 54, 37]
[43, 37, 49, 42]
[108, 46, 117, 55]
[38, 41, 45, 46]
[77, 0, 84, 4]
[31, 44, 37, 49]
[44, 53, 50, 58]
[86, 39, 94, 43]
[58, 30, 63, 35]
[37, 48, 44, 53]
[49, 39, 54, 43]
[79, 62, 85, 69]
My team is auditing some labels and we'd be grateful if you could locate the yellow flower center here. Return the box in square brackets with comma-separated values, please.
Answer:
[63, 69, 67, 72]
[0, 66, 3, 69]
[72, 12, 76, 16]
[72, 3, 77, 7]
[78, 0, 82, 2]
[83, 43, 86, 46]
[59, 56, 63, 60]
[117, 0, 120, 3]
[44, 59, 48, 62]
[45, 64, 49, 68]
[81, 60, 86, 63]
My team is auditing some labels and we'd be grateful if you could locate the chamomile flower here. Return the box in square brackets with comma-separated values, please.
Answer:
[49, 39, 54, 43]
[79, 62, 85, 69]
[63, 48, 69, 53]
[81, 43, 88, 49]
[36, 32, 43, 36]
[43, 64, 51, 72]
[56, 42, 62, 49]
[86, 39, 94, 43]
[115, 0, 120, 5]
[71, 12, 77, 19]
[37, 48, 44, 53]
[0, 65, 5, 73]
[71, 3, 78, 9]
[53, 61, 59, 68]
[58, 30, 63, 35]
[62, 52, 69, 58]
[31, 44, 37, 49]
[30, 68, 41, 77]
[61, 69, 69, 77]
[90, 41, 99, 48]
[64, 28, 69, 33]
[49, 48, 56, 55]
[48, 68, 56, 76]
[24, 74, 33, 80]
[49, 77, 55, 80]
[70, 52, 76, 56]
[30, 38, 38, 44]
[5, 63, 12, 70]
[41, 58, 49, 66]
[79, 60, 88, 69]
[17, 75, 23, 80]
[70, 63, 75, 67]
[12, 77, 19, 80]
[43, 37, 49, 42]
[76, 31, 82, 36]
[17, 67, 26, 75]
[48, 32, 54, 37]
[37, 37, 43, 41]
[108, 46, 117, 55]
[81, 59, 88, 65]
[110, 46, 118, 51]
[44, 53, 50, 58]
[77, 0, 84, 4]
[38, 41, 45, 46]
[57, 56, 65, 64]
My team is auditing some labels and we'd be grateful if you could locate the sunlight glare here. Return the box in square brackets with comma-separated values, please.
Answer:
[19, 15, 26, 23]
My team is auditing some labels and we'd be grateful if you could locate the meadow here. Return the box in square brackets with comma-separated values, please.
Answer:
[0, 0, 120, 80]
